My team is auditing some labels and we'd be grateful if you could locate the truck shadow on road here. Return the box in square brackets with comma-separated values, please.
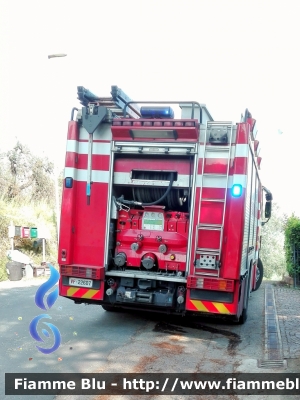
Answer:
[154, 319, 242, 355]
[107, 307, 242, 355]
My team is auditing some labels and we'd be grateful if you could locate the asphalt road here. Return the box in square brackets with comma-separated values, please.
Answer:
[0, 278, 148, 400]
[0, 278, 296, 400]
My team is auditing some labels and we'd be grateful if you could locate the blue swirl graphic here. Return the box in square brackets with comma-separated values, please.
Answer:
[42, 329, 50, 337]
[35, 265, 60, 310]
[29, 314, 61, 354]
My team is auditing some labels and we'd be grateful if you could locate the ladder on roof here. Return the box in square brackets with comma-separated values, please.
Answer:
[76, 85, 141, 205]
[195, 121, 234, 277]
[77, 85, 141, 119]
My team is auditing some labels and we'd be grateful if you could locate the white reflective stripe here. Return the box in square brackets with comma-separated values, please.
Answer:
[66, 140, 78, 153]
[199, 147, 234, 159]
[64, 166, 247, 189]
[198, 144, 248, 158]
[66, 140, 79, 153]
[64, 167, 109, 183]
[79, 125, 112, 141]
[196, 174, 247, 188]
[230, 174, 247, 188]
[235, 144, 249, 157]
[66, 140, 111, 155]
[67, 140, 248, 158]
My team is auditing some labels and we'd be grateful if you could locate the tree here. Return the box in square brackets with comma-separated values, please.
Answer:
[259, 203, 286, 279]
[0, 142, 60, 281]
[0, 141, 55, 204]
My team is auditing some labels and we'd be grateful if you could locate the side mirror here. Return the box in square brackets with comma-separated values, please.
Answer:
[265, 201, 272, 219]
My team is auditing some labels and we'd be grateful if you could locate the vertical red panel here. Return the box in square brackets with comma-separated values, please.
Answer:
[58, 121, 79, 265]
[67, 120, 79, 140]
[73, 182, 108, 266]
[59, 119, 110, 268]
[221, 190, 246, 280]
[236, 123, 249, 144]
[220, 123, 249, 280]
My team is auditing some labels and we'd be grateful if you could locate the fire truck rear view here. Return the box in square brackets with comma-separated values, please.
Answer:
[58, 86, 272, 324]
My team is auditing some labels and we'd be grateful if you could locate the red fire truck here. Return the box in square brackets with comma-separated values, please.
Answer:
[58, 86, 272, 324]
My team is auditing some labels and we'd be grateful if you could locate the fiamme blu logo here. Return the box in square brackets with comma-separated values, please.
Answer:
[29, 265, 61, 354]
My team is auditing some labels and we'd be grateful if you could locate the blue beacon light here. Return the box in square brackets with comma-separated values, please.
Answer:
[140, 106, 174, 119]
[232, 184, 242, 197]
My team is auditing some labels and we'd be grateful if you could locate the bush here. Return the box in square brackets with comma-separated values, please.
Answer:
[0, 257, 8, 281]
[259, 203, 286, 279]
[284, 214, 300, 276]
[0, 197, 58, 281]
[0, 143, 59, 281]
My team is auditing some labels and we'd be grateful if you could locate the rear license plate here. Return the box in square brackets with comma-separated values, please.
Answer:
[69, 277, 93, 288]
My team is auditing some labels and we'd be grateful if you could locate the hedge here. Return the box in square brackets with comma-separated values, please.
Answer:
[284, 215, 300, 276]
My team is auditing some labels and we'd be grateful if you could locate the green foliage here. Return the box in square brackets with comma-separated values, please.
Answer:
[0, 201, 13, 280]
[0, 196, 58, 281]
[284, 214, 300, 276]
[1, 141, 55, 204]
[259, 203, 287, 279]
[0, 142, 60, 281]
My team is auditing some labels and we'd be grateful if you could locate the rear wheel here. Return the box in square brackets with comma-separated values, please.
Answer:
[253, 258, 263, 291]
[238, 306, 248, 324]
[238, 274, 250, 325]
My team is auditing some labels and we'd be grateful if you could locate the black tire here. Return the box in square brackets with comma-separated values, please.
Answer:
[253, 258, 263, 291]
[238, 272, 250, 325]
[238, 307, 248, 324]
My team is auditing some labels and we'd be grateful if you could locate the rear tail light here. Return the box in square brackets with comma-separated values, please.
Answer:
[132, 121, 142, 126]
[187, 277, 234, 292]
[112, 120, 122, 126]
[122, 121, 132, 126]
[86, 268, 92, 278]
[164, 121, 173, 126]
[174, 121, 183, 127]
[60, 265, 102, 279]
[153, 121, 163, 126]
[184, 121, 195, 127]
[218, 280, 227, 290]
[143, 121, 153, 126]
[195, 278, 204, 288]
